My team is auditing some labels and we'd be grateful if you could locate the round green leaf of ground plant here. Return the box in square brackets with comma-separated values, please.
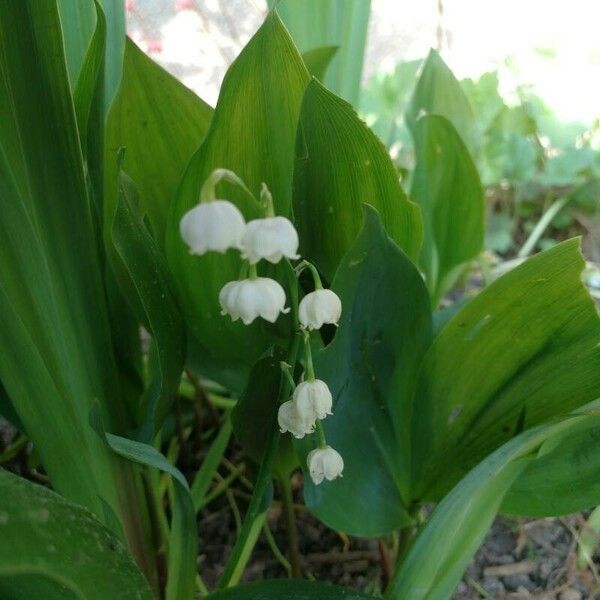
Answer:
[298, 206, 432, 537]
[294, 79, 423, 283]
[207, 580, 379, 600]
[502, 414, 600, 516]
[410, 239, 600, 501]
[387, 416, 594, 600]
[166, 13, 309, 388]
[406, 49, 478, 153]
[0, 468, 152, 600]
[411, 114, 484, 305]
[106, 38, 213, 243]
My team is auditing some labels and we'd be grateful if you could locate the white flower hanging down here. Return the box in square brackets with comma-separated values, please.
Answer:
[293, 379, 332, 421]
[180, 200, 245, 255]
[299, 289, 342, 330]
[307, 446, 344, 485]
[219, 278, 289, 325]
[241, 216, 300, 264]
[277, 399, 315, 439]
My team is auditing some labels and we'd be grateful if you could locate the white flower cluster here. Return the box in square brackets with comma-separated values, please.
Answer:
[180, 181, 343, 486]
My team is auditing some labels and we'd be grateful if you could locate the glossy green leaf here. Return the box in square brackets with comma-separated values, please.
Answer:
[166, 13, 309, 386]
[110, 172, 186, 438]
[406, 49, 477, 152]
[300, 207, 432, 536]
[0, 1, 156, 583]
[387, 417, 595, 600]
[107, 38, 213, 243]
[0, 468, 152, 600]
[502, 414, 600, 516]
[411, 239, 600, 500]
[411, 115, 484, 305]
[270, 0, 371, 106]
[106, 434, 197, 600]
[294, 79, 423, 282]
[58, 0, 125, 111]
[208, 579, 378, 599]
[302, 45, 338, 80]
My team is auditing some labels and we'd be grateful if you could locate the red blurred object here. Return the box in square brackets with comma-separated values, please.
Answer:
[175, 0, 195, 11]
[146, 39, 163, 54]
[125, 0, 134, 12]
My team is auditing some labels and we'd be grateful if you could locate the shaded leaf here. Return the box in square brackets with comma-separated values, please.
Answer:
[106, 38, 213, 243]
[294, 79, 423, 282]
[207, 579, 379, 599]
[0, 468, 152, 599]
[411, 114, 484, 305]
[300, 207, 432, 536]
[302, 45, 338, 80]
[110, 172, 186, 438]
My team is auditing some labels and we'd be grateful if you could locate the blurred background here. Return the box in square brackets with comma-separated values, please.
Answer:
[126, 0, 599, 284]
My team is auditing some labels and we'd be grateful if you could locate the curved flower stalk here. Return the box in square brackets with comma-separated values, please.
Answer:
[181, 168, 345, 485]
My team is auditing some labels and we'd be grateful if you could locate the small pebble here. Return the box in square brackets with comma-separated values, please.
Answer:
[559, 589, 582, 600]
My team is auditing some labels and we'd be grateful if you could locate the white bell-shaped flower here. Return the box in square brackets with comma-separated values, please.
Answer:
[180, 200, 245, 255]
[241, 217, 299, 264]
[299, 289, 342, 330]
[277, 399, 314, 439]
[307, 446, 344, 485]
[293, 379, 332, 421]
[219, 277, 289, 325]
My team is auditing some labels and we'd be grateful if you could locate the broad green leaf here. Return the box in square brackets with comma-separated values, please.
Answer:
[502, 414, 600, 516]
[411, 115, 484, 305]
[0, 1, 156, 583]
[207, 579, 379, 599]
[411, 239, 600, 499]
[231, 349, 297, 477]
[270, 0, 371, 106]
[106, 434, 197, 600]
[58, 0, 125, 111]
[387, 417, 595, 600]
[302, 45, 338, 81]
[110, 172, 186, 438]
[294, 79, 423, 282]
[406, 49, 477, 152]
[106, 38, 213, 243]
[300, 207, 432, 536]
[166, 13, 309, 386]
[0, 468, 152, 600]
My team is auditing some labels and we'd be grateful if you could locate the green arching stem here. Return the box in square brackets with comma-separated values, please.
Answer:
[238, 261, 250, 280]
[278, 473, 302, 577]
[260, 182, 276, 217]
[303, 330, 316, 381]
[315, 420, 327, 449]
[280, 362, 296, 393]
[295, 259, 323, 290]
[248, 263, 258, 279]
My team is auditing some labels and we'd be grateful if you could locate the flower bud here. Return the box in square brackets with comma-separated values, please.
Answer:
[180, 200, 245, 255]
[219, 278, 289, 325]
[299, 289, 342, 330]
[241, 217, 299, 264]
[277, 400, 314, 439]
[307, 446, 344, 485]
[293, 379, 332, 421]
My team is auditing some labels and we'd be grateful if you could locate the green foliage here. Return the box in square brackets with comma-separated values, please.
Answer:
[294, 80, 423, 282]
[0, 468, 152, 599]
[299, 208, 431, 535]
[270, 0, 371, 106]
[166, 13, 309, 388]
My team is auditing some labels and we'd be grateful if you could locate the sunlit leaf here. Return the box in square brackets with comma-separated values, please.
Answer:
[294, 80, 423, 282]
